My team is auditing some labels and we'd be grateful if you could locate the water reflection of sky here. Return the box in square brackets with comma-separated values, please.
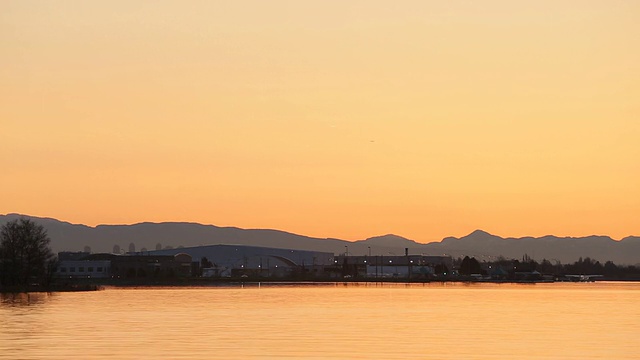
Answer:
[1, 284, 639, 359]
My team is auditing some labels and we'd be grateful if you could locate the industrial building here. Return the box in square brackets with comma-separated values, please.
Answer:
[147, 244, 335, 278]
[55, 252, 192, 279]
[333, 254, 453, 279]
[55, 246, 451, 281]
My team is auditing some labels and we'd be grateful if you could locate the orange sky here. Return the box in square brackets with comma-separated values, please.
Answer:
[1, 1, 639, 242]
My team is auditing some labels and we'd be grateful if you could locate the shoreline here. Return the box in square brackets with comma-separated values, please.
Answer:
[4, 277, 640, 294]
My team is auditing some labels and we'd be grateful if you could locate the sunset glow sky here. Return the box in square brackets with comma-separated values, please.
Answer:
[2, 1, 639, 242]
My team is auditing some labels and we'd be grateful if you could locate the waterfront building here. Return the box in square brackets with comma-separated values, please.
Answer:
[146, 244, 334, 278]
[56, 259, 112, 279]
[333, 254, 453, 278]
[107, 253, 192, 278]
[55, 252, 192, 279]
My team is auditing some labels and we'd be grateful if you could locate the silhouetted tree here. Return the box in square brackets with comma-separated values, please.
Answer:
[521, 254, 538, 271]
[113, 244, 121, 254]
[513, 258, 536, 272]
[83, 245, 91, 253]
[155, 243, 162, 251]
[128, 242, 136, 253]
[198, 257, 213, 277]
[565, 257, 603, 275]
[0, 218, 56, 289]
[603, 261, 619, 277]
[538, 259, 556, 274]
[201, 257, 213, 268]
[459, 256, 482, 275]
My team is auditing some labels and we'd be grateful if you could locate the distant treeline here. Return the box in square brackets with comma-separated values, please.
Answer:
[456, 254, 640, 279]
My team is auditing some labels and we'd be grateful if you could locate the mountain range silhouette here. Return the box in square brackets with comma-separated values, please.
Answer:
[1, 213, 638, 265]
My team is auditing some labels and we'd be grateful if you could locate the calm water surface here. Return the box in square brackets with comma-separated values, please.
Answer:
[1, 282, 638, 359]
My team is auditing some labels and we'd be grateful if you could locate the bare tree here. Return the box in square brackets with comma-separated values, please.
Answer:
[0, 218, 56, 289]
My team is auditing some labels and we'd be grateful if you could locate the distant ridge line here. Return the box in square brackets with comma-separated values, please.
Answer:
[1, 213, 638, 265]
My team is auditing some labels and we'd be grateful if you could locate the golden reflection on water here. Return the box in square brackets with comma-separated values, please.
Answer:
[1, 282, 639, 360]
[0, 292, 56, 307]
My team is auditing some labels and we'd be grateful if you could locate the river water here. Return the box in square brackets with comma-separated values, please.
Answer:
[1, 282, 638, 359]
